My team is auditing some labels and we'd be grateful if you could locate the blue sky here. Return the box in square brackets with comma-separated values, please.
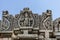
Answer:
[0, 0, 60, 20]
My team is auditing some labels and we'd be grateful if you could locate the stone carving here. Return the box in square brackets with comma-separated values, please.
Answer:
[54, 18, 60, 32]
[1, 18, 10, 30]
[18, 17, 34, 27]
[0, 8, 53, 30]
[33, 14, 39, 28]
[0, 8, 59, 40]
[0, 11, 15, 31]
[42, 10, 52, 30]
[0, 11, 10, 30]
[18, 8, 34, 27]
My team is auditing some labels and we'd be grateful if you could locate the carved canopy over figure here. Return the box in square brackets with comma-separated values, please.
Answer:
[18, 8, 34, 27]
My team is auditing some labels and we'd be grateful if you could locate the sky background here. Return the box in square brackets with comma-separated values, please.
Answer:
[0, 0, 60, 20]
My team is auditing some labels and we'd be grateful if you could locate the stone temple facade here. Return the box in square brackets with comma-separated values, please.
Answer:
[0, 8, 60, 40]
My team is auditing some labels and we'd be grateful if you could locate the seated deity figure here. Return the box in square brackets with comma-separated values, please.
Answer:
[24, 13, 29, 26]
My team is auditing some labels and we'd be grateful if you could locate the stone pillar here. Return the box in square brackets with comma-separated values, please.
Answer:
[45, 30, 49, 38]
[45, 30, 50, 40]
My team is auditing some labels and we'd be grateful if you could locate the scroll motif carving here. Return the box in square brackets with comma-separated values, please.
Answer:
[1, 18, 10, 30]
[42, 10, 52, 30]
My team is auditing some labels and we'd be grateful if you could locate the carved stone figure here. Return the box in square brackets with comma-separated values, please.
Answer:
[18, 8, 34, 27]
[1, 18, 10, 30]
[42, 10, 52, 30]
[54, 18, 60, 32]
[0, 8, 58, 40]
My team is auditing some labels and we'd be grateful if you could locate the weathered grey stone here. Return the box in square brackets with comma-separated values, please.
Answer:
[0, 8, 59, 40]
